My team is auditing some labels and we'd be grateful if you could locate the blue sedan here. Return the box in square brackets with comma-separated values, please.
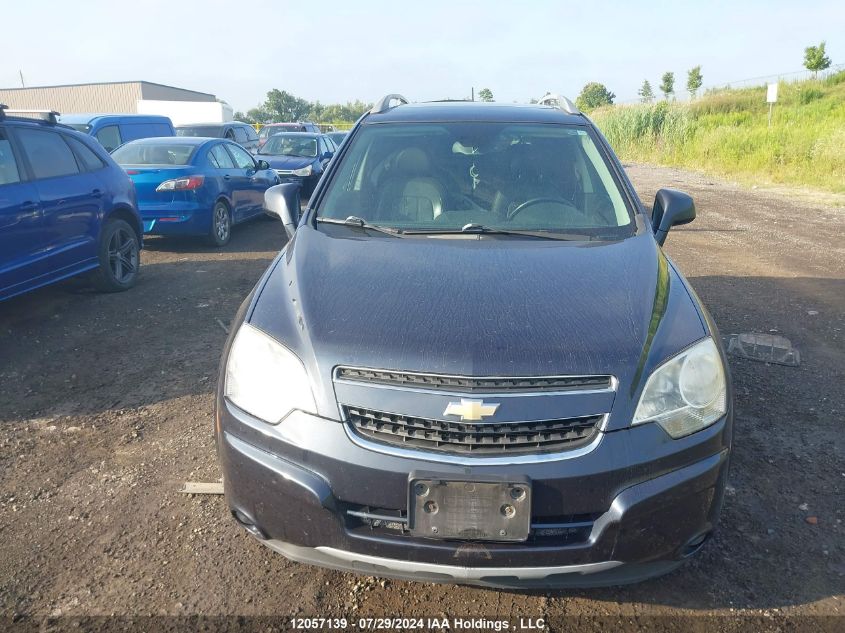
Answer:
[112, 137, 278, 246]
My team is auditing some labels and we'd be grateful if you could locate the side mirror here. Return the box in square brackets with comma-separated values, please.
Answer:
[322, 151, 333, 161]
[264, 183, 301, 238]
[652, 188, 695, 246]
[256, 159, 270, 170]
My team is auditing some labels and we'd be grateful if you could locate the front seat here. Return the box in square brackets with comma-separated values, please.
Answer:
[376, 148, 444, 222]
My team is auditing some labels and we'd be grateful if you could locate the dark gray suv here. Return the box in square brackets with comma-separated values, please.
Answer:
[215, 94, 732, 588]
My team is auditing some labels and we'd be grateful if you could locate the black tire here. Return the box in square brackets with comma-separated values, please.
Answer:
[92, 219, 140, 292]
[208, 200, 232, 247]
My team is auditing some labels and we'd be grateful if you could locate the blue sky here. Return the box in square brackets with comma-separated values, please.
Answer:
[3, 1, 842, 111]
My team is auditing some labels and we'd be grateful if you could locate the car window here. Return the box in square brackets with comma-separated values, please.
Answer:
[318, 122, 633, 235]
[0, 130, 22, 185]
[16, 128, 80, 180]
[244, 125, 258, 141]
[120, 123, 158, 142]
[233, 127, 249, 143]
[65, 136, 106, 171]
[112, 142, 196, 165]
[260, 135, 318, 158]
[150, 123, 174, 136]
[95, 125, 122, 152]
[226, 143, 255, 169]
[209, 144, 235, 169]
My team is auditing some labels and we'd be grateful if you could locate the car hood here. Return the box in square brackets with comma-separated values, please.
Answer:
[256, 155, 315, 171]
[248, 224, 708, 424]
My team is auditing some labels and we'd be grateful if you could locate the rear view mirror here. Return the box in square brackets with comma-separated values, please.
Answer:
[264, 183, 301, 238]
[322, 151, 333, 161]
[652, 188, 695, 245]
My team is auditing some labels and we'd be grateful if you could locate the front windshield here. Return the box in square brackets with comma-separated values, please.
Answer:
[112, 142, 195, 165]
[260, 134, 318, 157]
[177, 126, 222, 137]
[260, 125, 298, 139]
[317, 122, 633, 236]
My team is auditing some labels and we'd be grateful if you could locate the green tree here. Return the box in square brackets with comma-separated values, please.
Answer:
[233, 111, 248, 123]
[804, 41, 832, 77]
[660, 72, 675, 100]
[686, 66, 703, 99]
[638, 80, 654, 103]
[478, 88, 494, 102]
[575, 82, 615, 111]
[262, 89, 311, 122]
[246, 107, 272, 124]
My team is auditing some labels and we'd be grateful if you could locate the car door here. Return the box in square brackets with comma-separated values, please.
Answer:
[207, 142, 240, 210]
[224, 143, 267, 220]
[241, 125, 259, 152]
[0, 126, 45, 297]
[14, 127, 104, 273]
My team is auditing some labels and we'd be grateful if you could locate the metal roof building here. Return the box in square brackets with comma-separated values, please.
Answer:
[0, 81, 217, 114]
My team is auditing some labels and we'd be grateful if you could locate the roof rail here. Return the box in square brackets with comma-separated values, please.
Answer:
[0, 107, 60, 124]
[537, 93, 581, 115]
[370, 94, 408, 115]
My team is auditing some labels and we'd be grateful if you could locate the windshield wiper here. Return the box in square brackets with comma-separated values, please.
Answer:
[401, 223, 589, 241]
[316, 216, 404, 237]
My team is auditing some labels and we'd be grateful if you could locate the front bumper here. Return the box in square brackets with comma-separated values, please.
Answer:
[217, 399, 731, 588]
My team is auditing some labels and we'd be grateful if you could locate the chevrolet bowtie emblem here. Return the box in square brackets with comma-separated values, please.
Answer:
[443, 399, 500, 421]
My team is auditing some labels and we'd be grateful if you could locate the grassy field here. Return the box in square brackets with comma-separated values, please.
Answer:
[591, 71, 845, 193]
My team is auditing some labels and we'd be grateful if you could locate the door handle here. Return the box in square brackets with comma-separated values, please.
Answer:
[91, 189, 103, 198]
[20, 200, 40, 211]
[223, 175, 231, 180]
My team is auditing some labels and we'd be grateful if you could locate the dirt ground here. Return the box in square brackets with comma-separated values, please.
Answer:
[0, 164, 842, 631]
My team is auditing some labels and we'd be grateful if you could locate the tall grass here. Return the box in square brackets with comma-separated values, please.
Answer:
[591, 71, 845, 193]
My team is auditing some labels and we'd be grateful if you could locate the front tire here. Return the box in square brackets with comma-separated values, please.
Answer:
[209, 200, 232, 247]
[93, 219, 140, 292]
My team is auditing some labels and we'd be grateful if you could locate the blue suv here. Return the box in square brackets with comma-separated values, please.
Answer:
[0, 106, 143, 302]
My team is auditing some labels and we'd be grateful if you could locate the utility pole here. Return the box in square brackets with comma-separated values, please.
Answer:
[471, 87, 474, 102]
[19, 70, 25, 88]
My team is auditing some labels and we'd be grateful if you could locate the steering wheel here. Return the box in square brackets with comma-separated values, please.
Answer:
[507, 197, 577, 220]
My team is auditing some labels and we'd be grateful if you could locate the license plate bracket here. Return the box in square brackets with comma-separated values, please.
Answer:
[407, 473, 531, 542]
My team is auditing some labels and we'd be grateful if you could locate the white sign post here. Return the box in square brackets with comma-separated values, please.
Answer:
[766, 83, 778, 128]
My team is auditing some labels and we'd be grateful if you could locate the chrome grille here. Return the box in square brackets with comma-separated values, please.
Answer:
[344, 406, 602, 455]
[336, 367, 612, 393]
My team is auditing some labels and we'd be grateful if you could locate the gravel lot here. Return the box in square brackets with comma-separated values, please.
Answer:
[1, 164, 842, 630]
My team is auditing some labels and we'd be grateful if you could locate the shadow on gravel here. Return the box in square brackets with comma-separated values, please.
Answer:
[0, 256, 280, 422]
[141, 216, 285, 255]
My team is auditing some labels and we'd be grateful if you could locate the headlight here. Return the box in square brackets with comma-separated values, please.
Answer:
[224, 323, 316, 423]
[633, 337, 727, 438]
[293, 165, 313, 177]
